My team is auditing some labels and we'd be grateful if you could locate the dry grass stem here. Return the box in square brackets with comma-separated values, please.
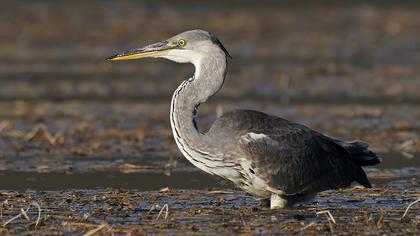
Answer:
[376, 209, 384, 228]
[159, 187, 170, 193]
[25, 124, 61, 145]
[300, 222, 316, 231]
[0, 200, 7, 220]
[64, 222, 103, 227]
[207, 190, 235, 194]
[316, 210, 336, 224]
[2, 201, 42, 227]
[156, 204, 169, 220]
[32, 202, 42, 227]
[20, 208, 30, 221]
[401, 198, 420, 220]
[3, 212, 23, 227]
[82, 223, 108, 236]
[316, 210, 336, 233]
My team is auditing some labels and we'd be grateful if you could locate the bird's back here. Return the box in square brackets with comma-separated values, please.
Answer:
[207, 109, 380, 196]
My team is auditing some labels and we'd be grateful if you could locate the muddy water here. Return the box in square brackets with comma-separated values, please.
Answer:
[0, 171, 226, 191]
[0, 152, 419, 191]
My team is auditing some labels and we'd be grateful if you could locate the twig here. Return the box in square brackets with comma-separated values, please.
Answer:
[0, 199, 7, 220]
[207, 190, 235, 194]
[401, 198, 420, 220]
[20, 208, 30, 220]
[82, 223, 108, 236]
[376, 209, 384, 228]
[25, 124, 60, 145]
[316, 210, 336, 233]
[64, 222, 103, 227]
[32, 202, 42, 227]
[351, 185, 366, 191]
[156, 204, 169, 220]
[3, 201, 42, 227]
[3, 209, 24, 227]
[159, 187, 170, 193]
[316, 210, 336, 224]
[300, 222, 316, 231]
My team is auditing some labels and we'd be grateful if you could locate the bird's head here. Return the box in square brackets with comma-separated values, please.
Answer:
[107, 29, 231, 65]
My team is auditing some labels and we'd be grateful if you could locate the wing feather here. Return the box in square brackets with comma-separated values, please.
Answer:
[239, 122, 368, 195]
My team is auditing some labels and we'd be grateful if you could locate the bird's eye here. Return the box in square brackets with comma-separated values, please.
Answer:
[177, 39, 186, 47]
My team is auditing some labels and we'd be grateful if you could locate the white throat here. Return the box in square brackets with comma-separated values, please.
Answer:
[162, 49, 205, 78]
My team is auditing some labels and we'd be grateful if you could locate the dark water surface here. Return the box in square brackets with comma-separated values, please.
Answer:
[0, 171, 225, 191]
[0, 152, 419, 191]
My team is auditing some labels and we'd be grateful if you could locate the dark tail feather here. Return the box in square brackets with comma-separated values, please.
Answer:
[344, 140, 380, 188]
[344, 140, 381, 166]
[325, 137, 380, 188]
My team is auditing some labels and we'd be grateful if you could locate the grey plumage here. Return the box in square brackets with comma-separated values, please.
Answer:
[108, 29, 380, 208]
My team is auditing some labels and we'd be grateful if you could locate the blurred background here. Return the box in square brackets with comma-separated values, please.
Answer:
[0, 0, 419, 190]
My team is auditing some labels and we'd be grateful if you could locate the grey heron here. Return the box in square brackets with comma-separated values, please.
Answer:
[108, 29, 380, 209]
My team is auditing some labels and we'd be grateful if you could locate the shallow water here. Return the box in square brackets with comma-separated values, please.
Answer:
[0, 171, 225, 191]
[0, 152, 419, 191]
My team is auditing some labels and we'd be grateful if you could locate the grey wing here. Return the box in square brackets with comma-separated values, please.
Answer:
[239, 125, 370, 195]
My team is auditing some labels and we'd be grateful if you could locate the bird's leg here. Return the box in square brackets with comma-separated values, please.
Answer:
[270, 194, 288, 209]
[258, 198, 270, 207]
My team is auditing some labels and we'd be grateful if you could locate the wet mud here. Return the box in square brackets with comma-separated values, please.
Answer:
[1, 184, 420, 235]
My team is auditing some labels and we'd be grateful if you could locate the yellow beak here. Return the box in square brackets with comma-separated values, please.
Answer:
[107, 40, 171, 61]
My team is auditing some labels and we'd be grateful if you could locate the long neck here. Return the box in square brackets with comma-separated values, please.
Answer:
[170, 53, 227, 156]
